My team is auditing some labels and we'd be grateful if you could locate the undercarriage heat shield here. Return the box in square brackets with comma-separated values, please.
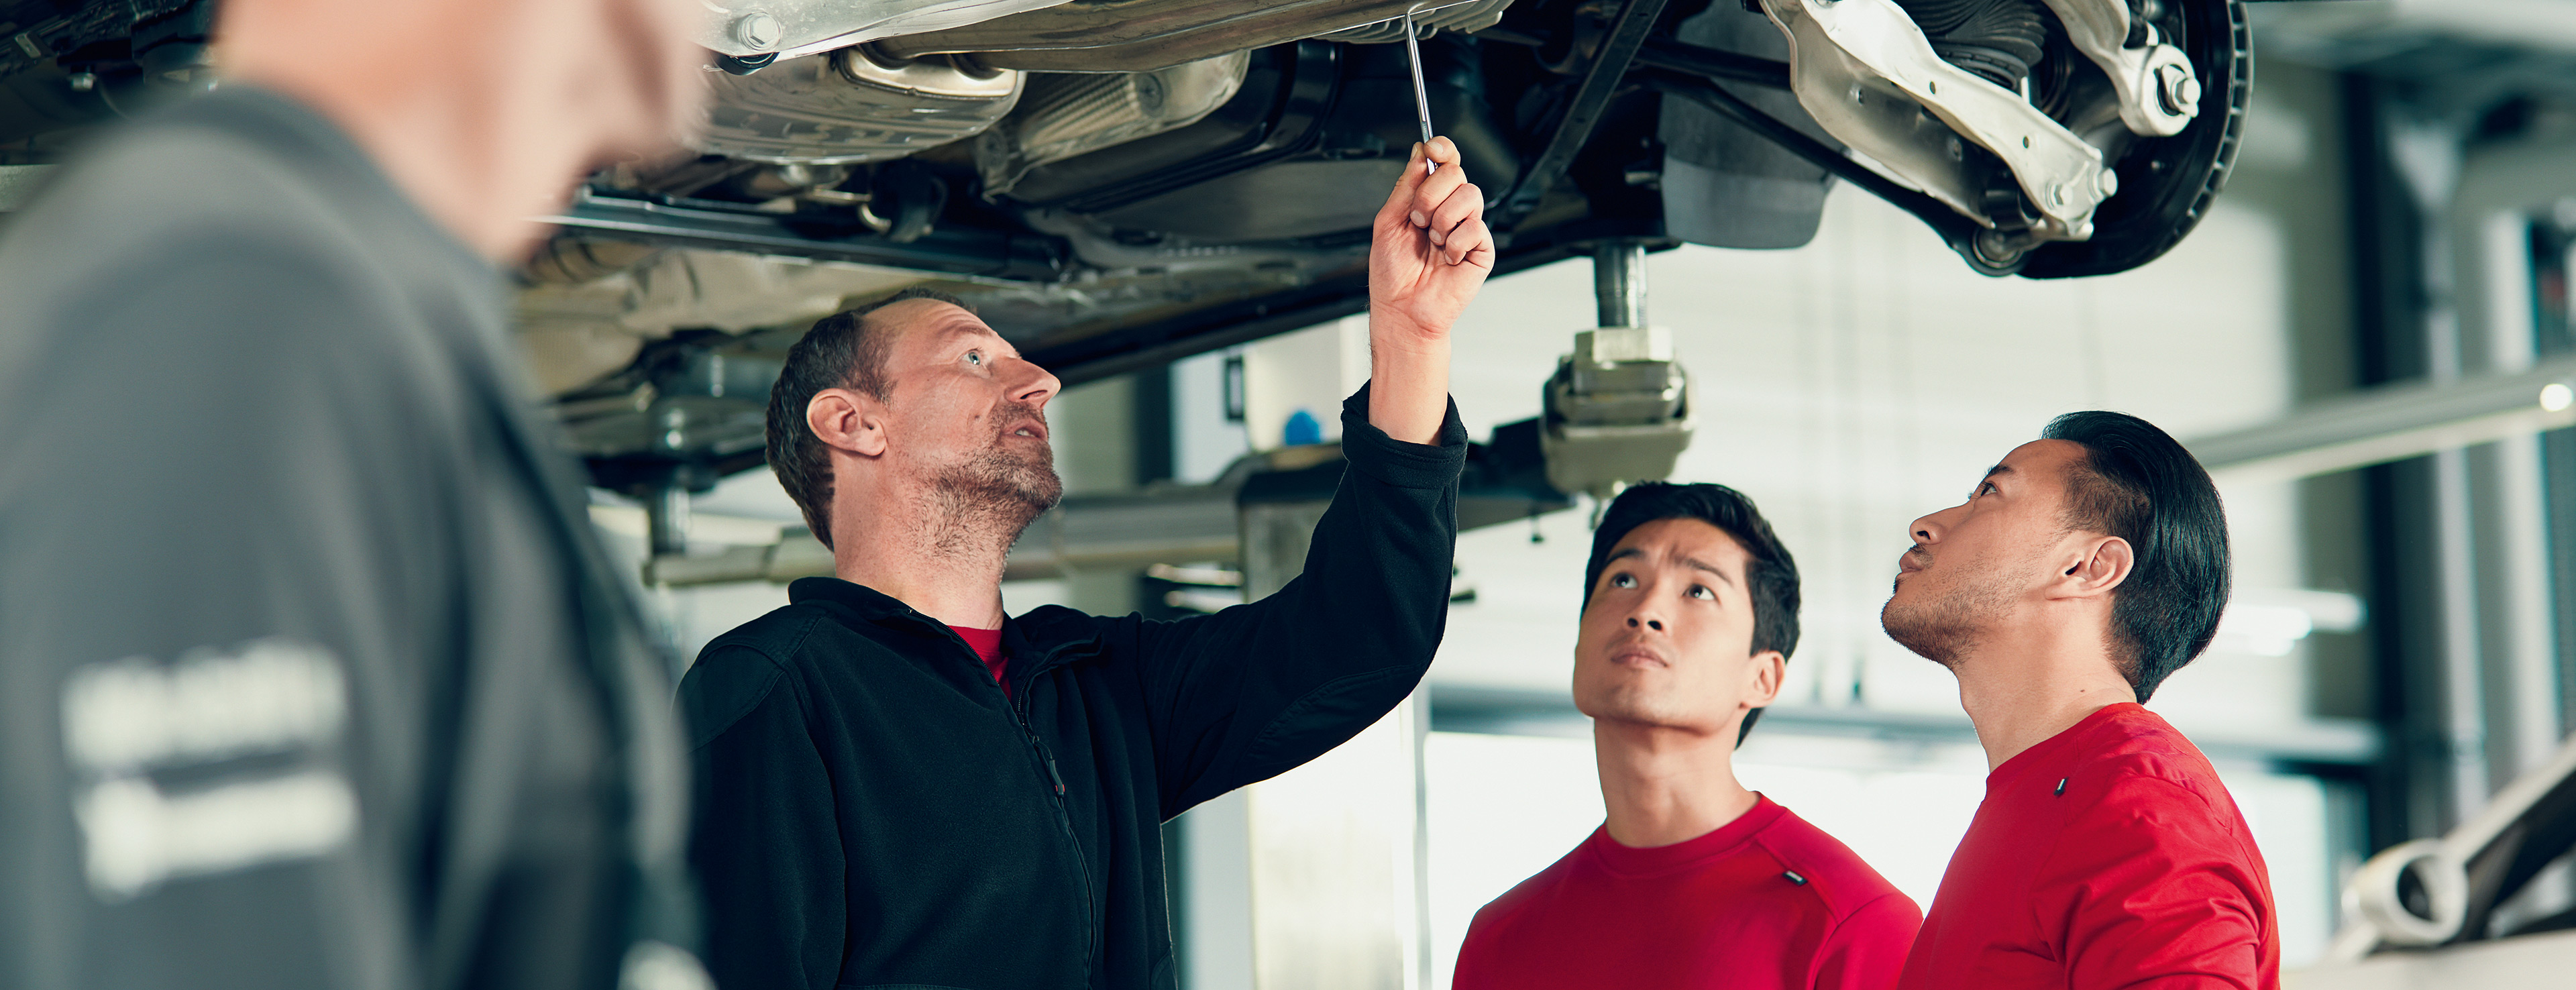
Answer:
[692, 47, 1024, 164]
[695, 0, 1078, 61]
[975, 52, 1251, 198]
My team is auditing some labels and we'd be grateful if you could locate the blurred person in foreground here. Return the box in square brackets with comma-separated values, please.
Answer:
[678, 138, 1491, 989]
[1450, 483, 1921, 990]
[1884, 413, 2277, 989]
[0, 1, 710, 989]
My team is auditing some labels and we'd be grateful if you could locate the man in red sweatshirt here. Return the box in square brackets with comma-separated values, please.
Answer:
[1452, 483, 1920, 990]
[1883, 412, 2278, 990]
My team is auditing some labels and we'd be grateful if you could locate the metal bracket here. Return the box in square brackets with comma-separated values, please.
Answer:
[1495, 0, 1675, 229]
[1758, 0, 2116, 241]
[2037, 0, 2198, 138]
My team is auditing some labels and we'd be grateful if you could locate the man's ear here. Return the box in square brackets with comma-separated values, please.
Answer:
[2056, 536, 2134, 599]
[808, 388, 890, 458]
[1745, 650, 1787, 708]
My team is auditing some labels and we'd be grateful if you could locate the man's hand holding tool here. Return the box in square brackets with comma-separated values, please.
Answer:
[1364, 133, 1490, 443]
[1355, 6, 1493, 443]
[1403, 10, 1436, 176]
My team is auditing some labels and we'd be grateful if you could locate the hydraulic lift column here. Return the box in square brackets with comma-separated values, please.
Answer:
[1539, 240, 1695, 509]
[1595, 239, 1648, 329]
[645, 480, 692, 557]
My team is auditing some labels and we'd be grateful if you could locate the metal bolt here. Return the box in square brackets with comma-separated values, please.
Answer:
[2156, 64, 2200, 115]
[657, 406, 688, 452]
[66, 71, 94, 92]
[733, 11, 784, 52]
[2096, 168, 2119, 197]
[2050, 184, 2069, 207]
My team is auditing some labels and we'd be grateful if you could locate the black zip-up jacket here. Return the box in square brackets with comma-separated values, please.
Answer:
[679, 386, 1467, 990]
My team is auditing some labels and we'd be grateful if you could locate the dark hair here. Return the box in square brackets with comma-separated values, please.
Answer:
[766, 286, 973, 549]
[1583, 482, 1801, 744]
[2039, 411, 2231, 702]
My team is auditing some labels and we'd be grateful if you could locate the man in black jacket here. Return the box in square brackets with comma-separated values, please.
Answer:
[680, 138, 1493, 990]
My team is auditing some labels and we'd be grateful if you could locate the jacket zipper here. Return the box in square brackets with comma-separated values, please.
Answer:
[1006, 648, 1101, 976]
[922, 616, 1102, 975]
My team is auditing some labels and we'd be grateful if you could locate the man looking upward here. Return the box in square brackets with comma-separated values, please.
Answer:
[1452, 483, 1920, 990]
[680, 138, 1492, 990]
[1884, 412, 2277, 989]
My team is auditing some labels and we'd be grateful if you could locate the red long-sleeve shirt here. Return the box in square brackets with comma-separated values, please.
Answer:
[1454, 795, 1921, 990]
[1896, 703, 2279, 990]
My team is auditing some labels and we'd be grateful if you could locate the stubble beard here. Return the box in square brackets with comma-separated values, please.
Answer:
[924, 417, 1064, 559]
[1880, 554, 2019, 670]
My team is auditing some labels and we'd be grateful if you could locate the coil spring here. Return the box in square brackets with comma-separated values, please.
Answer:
[1894, 0, 2049, 90]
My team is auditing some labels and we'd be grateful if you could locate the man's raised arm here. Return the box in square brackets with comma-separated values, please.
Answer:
[1089, 138, 1489, 814]
[1366, 137, 1493, 445]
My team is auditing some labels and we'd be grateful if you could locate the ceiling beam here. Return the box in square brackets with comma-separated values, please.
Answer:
[2189, 357, 2576, 482]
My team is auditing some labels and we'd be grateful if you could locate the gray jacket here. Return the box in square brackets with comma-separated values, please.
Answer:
[0, 89, 695, 990]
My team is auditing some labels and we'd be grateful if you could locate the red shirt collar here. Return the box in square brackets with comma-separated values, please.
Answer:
[1582, 794, 1788, 878]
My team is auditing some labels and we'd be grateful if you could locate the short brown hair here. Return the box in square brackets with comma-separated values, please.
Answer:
[765, 286, 972, 549]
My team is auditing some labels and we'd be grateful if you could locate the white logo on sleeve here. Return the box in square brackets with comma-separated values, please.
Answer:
[61, 639, 358, 900]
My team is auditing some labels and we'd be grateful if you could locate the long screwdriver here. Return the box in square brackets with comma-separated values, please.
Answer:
[1402, 9, 1436, 176]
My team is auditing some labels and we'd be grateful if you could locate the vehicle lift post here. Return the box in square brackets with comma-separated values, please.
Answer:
[1595, 240, 1648, 330]
[1539, 240, 1695, 516]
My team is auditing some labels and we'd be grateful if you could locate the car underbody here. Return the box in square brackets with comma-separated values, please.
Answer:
[0, 0, 2251, 498]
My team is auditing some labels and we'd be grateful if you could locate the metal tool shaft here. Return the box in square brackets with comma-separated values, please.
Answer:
[1402, 11, 1436, 175]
